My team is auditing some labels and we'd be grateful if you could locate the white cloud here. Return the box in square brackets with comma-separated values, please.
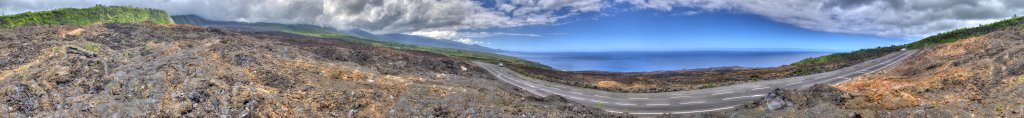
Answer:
[406, 30, 540, 45]
[615, 0, 1024, 37]
[3, 0, 1020, 40]
[0, 0, 606, 35]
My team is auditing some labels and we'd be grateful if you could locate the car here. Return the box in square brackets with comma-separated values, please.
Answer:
[498, 63, 505, 67]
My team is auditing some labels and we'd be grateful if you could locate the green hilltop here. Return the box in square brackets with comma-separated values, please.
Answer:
[793, 16, 1024, 66]
[0, 5, 173, 29]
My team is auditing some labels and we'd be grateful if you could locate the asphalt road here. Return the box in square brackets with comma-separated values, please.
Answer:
[474, 49, 918, 115]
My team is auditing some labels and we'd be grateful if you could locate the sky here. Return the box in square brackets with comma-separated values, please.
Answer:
[3, 0, 1023, 52]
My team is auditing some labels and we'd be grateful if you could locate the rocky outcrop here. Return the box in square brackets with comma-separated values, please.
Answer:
[764, 89, 791, 110]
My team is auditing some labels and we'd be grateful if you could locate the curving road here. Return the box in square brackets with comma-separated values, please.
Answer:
[474, 50, 918, 115]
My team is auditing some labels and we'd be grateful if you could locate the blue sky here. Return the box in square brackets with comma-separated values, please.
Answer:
[5, 0, 1021, 53]
[474, 9, 909, 52]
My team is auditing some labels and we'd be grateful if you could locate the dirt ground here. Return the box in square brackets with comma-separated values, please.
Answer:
[0, 23, 625, 117]
[664, 28, 1024, 117]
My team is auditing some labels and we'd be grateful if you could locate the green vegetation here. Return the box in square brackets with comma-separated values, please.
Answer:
[997, 104, 1003, 112]
[83, 43, 102, 53]
[792, 46, 901, 65]
[794, 16, 1024, 65]
[750, 75, 763, 81]
[121, 50, 131, 60]
[0, 5, 172, 29]
[703, 83, 719, 88]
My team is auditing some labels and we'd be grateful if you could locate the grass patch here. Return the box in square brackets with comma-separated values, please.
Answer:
[704, 83, 719, 88]
[18, 65, 30, 79]
[750, 75, 763, 81]
[0, 4, 173, 29]
[83, 43, 101, 53]
[997, 104, 1003, 112]
[121, 50, 131, 60]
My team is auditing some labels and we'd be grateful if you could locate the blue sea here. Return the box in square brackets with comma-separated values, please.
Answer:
[500, 51, 833, 72]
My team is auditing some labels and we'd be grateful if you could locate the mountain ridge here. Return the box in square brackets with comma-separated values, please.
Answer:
[170, 15, 500, 53]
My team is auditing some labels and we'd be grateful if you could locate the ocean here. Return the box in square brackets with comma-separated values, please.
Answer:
[500, 51, 833, 72]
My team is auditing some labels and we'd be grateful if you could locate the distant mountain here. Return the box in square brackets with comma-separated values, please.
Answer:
[338, 29, 502, 52]
[170, 15, 500, 52]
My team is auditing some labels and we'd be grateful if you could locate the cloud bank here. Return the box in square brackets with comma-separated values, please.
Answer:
[616, 0, 1024, 37]
[1, 0, 603, 34]
[3, 0, 1022, 43]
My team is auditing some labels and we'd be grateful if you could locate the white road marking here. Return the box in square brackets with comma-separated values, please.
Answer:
[751, 87, 772, 90]
[629, 98, 649, 100]
[671, 105, 738, 114]
[606, 110, 622, 113]
[834, 51, 915, 86]
[670, 95, 691, 98]
[679, 101, 705, 105]
[800, 84, 814, 88]
[711, 91, 733, 95]
[631, 112, 668, 115]
[589, 99, 606, 103]
[615, 103, 637, 106]
[722, 94, 766, 101]
[785, 81, 801, 86]
[646, 104, 670, 106]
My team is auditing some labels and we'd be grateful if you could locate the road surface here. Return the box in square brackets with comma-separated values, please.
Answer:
[474, 50, 918, 115]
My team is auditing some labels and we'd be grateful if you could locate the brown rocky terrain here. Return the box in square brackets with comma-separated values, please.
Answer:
[666, 28, 1024, 117]
[0, 23, 623, 117]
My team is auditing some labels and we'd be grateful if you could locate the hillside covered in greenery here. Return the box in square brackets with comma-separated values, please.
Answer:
[793, 16, 1024, 65]
[0, 5, 172, 29]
